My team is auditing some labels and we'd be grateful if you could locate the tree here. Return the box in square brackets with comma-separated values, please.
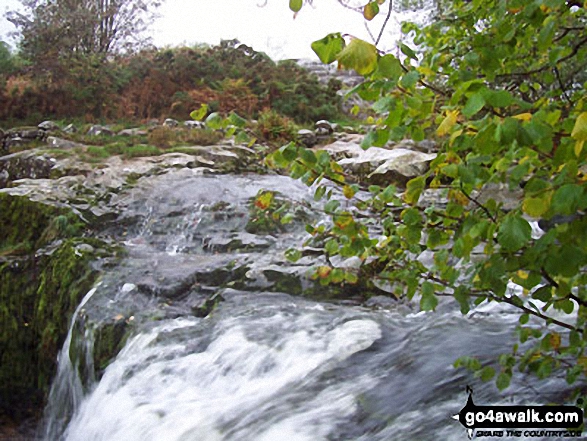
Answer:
[7, 0, 162, 62]
[271, 0, 587, 406]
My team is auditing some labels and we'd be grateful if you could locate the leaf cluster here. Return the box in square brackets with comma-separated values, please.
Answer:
[277, 0, 587, 402]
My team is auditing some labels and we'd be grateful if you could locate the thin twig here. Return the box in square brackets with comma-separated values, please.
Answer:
[376, 0, 393, 46]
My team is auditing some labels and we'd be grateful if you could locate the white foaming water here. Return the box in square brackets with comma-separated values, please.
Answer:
[62, 307, 382, 441]
[42, 285, 100, 440]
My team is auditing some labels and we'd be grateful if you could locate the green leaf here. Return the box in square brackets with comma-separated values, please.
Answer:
[400, 43, 418, 61]
[336, 38, 378, 75]
[532, 286, 552, 302]
[280, 213, 294, 224]
[404, 176, 426, 205]
[479, 366, 496, 381]
[484, 90, 513, 108]
[551, 184, 583, 215]
[571, 112, 587, 141]
[377, 54, 403, 80]
[280, 142, 298, 161]
[522, 191, 552, 217]
[289, 0, 303, 12]
[381, 184, 397, 203]
[299, 148, 317, 165]
[325, 239, 339, 255]
[420, 282, 438, 311]
[228, 112, 247, 128]
[314, 185, 326, 201]
[311, 33, 345, 64]
[400, 70, 420, 88]
[205, 112, 223, 129]
[324, 199, 340, 213]
[497, 214, 532, 252]
[285, 248, 302, 262]
[496, 371, 511, 390]
[190, 104, 208, 121]
[462, 92, 486, 118]
[363, 1, 379, 20]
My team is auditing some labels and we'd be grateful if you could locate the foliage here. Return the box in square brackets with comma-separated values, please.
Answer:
[7, 0, 161, 61]
[279, 0, 587, 402]
[255, 109, 299, 146]
[0, 40, 345, 124]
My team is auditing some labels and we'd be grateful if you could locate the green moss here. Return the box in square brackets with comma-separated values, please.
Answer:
[92, 319, 130, 375]
[0, 194, 83, 253]
[0, 239, 100, 421]
[0, 195, 108, 423]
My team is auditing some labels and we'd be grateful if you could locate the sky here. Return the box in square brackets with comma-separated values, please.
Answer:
[0, 0, 428, 60]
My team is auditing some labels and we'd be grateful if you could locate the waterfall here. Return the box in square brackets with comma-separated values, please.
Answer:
[41, 285, 100, 440]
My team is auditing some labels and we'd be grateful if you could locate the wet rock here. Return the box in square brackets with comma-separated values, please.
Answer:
[297, 129, 317, 148]
[87, 125, 114, 137]
[191, 292, 225, 317]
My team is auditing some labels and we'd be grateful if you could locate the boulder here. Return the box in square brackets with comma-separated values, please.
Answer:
[0, 151, 55, 188]
[118, 128, 147, 137]
[63, 123, 78, 134]
[87, 125, 114, 137]
[163, 118, 179, 128]
[317, 138, 437, 187]
[46, 136, 85, 150]
[315, 120, 335, 137]
[38, 121, 60, 132]
[3, 127, 47, 152]
[367, 150, 437, 187]
[297, 129, 317, 148]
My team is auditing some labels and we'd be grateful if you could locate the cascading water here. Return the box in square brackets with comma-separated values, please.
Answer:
[41, 170, 570, 441]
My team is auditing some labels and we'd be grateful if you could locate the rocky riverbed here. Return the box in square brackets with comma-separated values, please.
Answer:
[0, 120, 443, 437]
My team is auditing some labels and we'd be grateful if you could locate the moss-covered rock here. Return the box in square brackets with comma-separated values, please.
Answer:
[0, 194, 104, 423]
[0, 193, 83, 255]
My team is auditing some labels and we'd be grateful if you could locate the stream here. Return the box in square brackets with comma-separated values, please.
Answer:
[39, 169, 569, 441]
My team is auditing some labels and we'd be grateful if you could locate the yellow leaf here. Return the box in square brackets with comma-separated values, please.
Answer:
[571, 112, 587, 141]
[436, 110, 459, 136]
[363, 2, 379, 21]
[448, 189, 469, 206]
[516, 270, 529, 280]
[343, 185, 356, 199]
[522, 191, 552, 217]
[316, 266, 332, 279]
[513, 113, 533, 121]
[579, 355, 587, 374]
[575, 139, 584, 157]
[336, 38, 378, 76]
[549, 332, 561, 351]
[449, 128, 463, 146]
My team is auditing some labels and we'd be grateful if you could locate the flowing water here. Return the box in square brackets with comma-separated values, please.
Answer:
[41, 170, 570, 441]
